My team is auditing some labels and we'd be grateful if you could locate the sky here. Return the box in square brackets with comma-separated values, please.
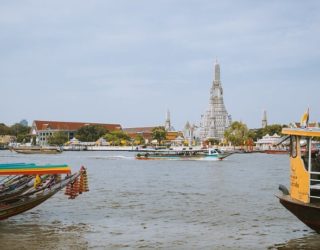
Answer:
[1, 0, 320, 130]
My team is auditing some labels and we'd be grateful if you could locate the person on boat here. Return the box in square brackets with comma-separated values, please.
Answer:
[311, 148, 320, 172]
[33, 174, 42, 188]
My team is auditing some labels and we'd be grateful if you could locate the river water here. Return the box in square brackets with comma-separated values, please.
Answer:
[0, 150, 320, 249]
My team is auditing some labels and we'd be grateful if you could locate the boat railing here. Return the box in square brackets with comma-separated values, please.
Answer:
[310, 172, 320, 199]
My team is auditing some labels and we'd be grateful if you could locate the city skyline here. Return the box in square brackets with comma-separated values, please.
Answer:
[1, 1, 320, 129]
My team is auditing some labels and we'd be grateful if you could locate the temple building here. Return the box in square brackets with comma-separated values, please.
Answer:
[199, 60, 231, 141]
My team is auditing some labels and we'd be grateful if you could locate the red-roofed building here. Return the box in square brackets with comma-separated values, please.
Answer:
[32, 120, 122, 145]
[123, 127, 184, 145]
[123, 127, 156, 143]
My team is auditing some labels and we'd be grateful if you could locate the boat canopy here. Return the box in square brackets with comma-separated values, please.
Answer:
[282, 128, 320, 137]
[0, 163, 71, 175]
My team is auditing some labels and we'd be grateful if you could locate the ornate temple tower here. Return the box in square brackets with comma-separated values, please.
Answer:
[164, 109, 171, 131]
[262, 110, 268, 128]
[199, 60, 231, 141]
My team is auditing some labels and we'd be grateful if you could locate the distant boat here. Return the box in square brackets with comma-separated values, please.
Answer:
[135, 148, 232, 161]
[264, 149, 288, 154]
[12, 146, 62, 154]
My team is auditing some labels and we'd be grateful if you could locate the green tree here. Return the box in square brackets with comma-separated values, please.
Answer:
[104, 133, 119, 145]
[263, 124, 283, 136]
[207, 138, 220, 146]
[16, 134, 31, 143]
[152, 126, 167, 145]
[9, 123, 31, 143]
[76, 125, 108, 142]
[0, 123, 10, 135]
[251, 124, 288, 141]
[10, 123, 30, 136]
[110, 130, 130, 140]
[224, 121, 249, 147]
[103, 130, 130, 146]
[134, 134, 145, 145]
[48, 131, 69, 146]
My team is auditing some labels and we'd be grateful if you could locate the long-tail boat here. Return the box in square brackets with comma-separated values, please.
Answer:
[278, 110, 320, 232]
[12, 146, 62, 154]
[0, 163, 89, 220]
[135, 148, 232, 161]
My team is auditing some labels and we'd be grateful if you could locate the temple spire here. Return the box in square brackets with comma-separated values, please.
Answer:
[165, 109, 171, 131]
[214, 59, 220, 81]
[262, 110, 268, 128]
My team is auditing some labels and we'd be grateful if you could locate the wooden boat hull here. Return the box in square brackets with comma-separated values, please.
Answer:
[14, 149, 62, 154]
[0, 191, 57, 220]
[277, 194, 320, 233]
[0, 173, 79, 220]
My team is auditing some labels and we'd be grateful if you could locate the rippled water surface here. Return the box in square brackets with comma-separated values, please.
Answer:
[1, 150, 320, 249]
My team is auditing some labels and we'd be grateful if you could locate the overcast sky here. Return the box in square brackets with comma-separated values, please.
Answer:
[1, 0, 320, 130]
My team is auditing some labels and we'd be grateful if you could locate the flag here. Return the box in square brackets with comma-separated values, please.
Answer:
[300, 108, 309, 128]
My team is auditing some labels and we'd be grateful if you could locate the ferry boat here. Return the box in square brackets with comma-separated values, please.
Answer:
[277, 116, 320, 232]
[135, 148, 232, 161]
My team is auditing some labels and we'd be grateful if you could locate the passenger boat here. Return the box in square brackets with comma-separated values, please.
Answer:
[135, 148, 232, 161]
[12, 146, 63, 154]
[277, 111, 320, 232]
[0, 163, 89, 220]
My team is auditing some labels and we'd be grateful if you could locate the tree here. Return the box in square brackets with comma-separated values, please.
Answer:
[48, 131, 69, 146]
[152, 126, 167, 145]
[9, 123, 31, 143]
[0, 123, 10, 135]
[76, 125, 108, 142]
[16, 134, 31, 143]
[134, 134, 145, 145]
[224, 121, 249, 147]
[103, 130, 130, 146]
[263, 124, 283, 136]
[207, 138, 220, 145]
[250, 124, 287, 141]
[10, 123, 30, 136]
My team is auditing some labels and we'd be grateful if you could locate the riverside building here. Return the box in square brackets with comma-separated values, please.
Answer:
[31, 120, 122, 146]
[199, 61, 231, 142]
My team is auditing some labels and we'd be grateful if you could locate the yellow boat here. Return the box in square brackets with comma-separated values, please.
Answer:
[278, 119, 320, 232]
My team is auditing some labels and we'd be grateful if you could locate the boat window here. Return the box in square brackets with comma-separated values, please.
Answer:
[311, 138, 320, 172]
[300, 137, 310, 171]
[290, 136, 297, 158]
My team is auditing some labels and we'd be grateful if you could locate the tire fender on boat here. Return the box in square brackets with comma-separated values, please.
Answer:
[279, 184, 289, 195]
